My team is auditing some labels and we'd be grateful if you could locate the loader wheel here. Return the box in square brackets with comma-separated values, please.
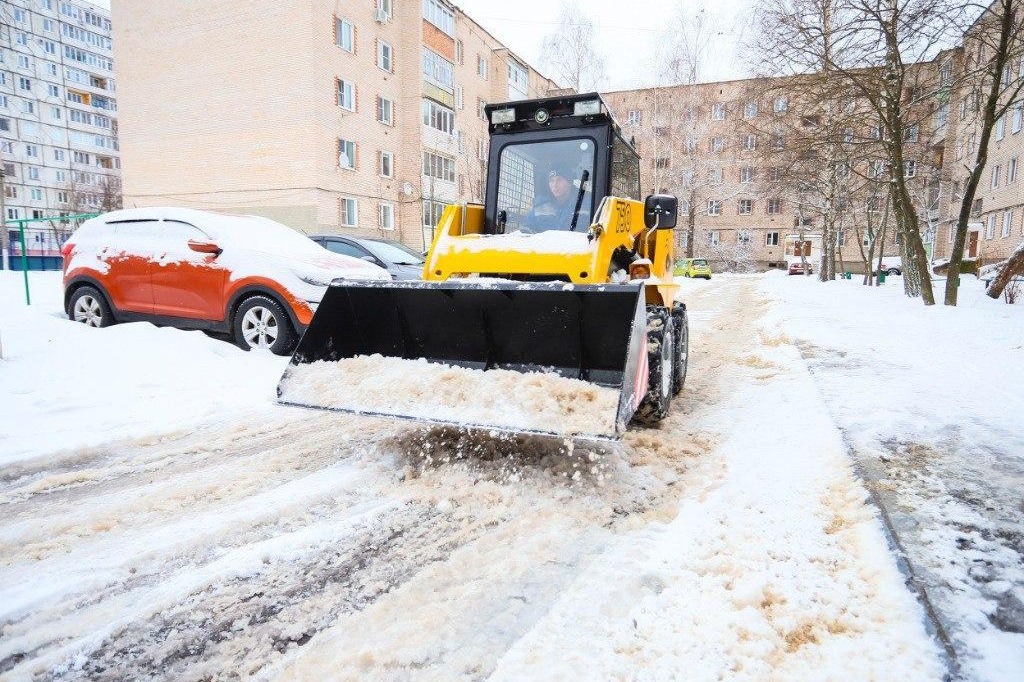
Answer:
[633, 306, 674, 425]
[671, 303, 688, 396]
[233, 295, 297, 355]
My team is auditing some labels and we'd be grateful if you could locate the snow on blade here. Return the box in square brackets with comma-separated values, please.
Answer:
[278, 355, 621, 438]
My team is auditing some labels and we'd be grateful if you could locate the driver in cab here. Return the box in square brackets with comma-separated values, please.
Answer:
[523, 164, 591, 232]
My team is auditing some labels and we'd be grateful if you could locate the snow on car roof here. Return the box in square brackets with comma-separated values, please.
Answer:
[85, 207, 322, 255]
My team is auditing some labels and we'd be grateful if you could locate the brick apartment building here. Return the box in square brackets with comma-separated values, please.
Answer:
[111, 0, 558, 251]
[1, 0, 121, 264]
[604, 30, 1022, 272]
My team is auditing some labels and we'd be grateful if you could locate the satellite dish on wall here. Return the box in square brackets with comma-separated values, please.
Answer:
[402, 182, 413, 196]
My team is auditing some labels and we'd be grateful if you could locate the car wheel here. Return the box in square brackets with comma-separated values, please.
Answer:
[633, 306, 674, 425]
[233, 295, 297, 355]
[887, 268, 901, 276]
[670, 303, 688, 397]
[68, 285, 114, 328]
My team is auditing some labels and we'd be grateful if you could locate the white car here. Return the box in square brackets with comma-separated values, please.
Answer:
[63, 207, 389, 354]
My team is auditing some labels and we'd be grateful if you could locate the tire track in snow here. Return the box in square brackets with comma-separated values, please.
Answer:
[1, 279, 745, 681]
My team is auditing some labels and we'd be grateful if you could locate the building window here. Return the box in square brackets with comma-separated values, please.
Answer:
[423, 0, 455, 37]
[423, 151, 456, 182]
[743, 134, 756, 151]
[31, 188, 43, 201]
[339, 197, 358, 227]
[740, 166, 753, 183]
[56, 170, 65, 182]
[338, 139, 356, 169]
[13, 8, 28, 23]
[627, 110, 641, 126]
[708, 230, 721, 245]
[478, 54, 488, 79]
[43, 17, 55, 32]
[377, 96, 394, 125]
[19, 77, 31, 91]
[711, 137, 724, 152]
[378, 41, 393, 72]
[54, 149, 65, 161]
[455, 39, 464, 64]
[986, 213, 995, 239]
[337, 79, 355, 110]
[935, 102, 949, 129]
[766, 231, 780, 246]
[655, 157, 670, 169]
[744, 101, 757, 119]
[708, 200, 722, 216]
[379, 202, 395, 230]
[995, 115, 1005, 141]
[738, 199, 753, 215]
[422, 99, 455, 134]
[335, 18, 354, 52]
[478, 98, 487, 121]
[738, 229, 751, 243]
[27, 144, 40, 158]
[709, 168, 723, 184]
[0, 117, 8, 132]
[712, 103, 725, 120]
[29, 166, 40, 180]
[773, 96, 787, 113]
[767, 198, 782, 214]
[1013, 104, 1023, 134]
[869, 159, 885, 178]
[58, 191, 69, 203]
[905, 124, 919, 142]
[1009, 157, 1018, 183]
[904, 160, 916, 178]
[1002, 209, 1013, 238]
[455, 85, 464, 109]
[991, 164, 1001, 189]
[379, 150, 394, 177]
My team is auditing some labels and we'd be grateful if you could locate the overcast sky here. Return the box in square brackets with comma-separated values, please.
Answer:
[454, 0, 753, 91]
[91, 0, 752, 91]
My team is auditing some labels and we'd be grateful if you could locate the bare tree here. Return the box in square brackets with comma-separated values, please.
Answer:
[823, 0, 972, 305]
[539, 2, 607, 93]
[99, 175, 123, 213]
[984, 240, 1024, 298]
[944, 0, 1024, 305]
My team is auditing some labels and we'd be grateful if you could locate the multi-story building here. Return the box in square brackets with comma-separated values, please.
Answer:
[945, 11, 1024, 264]
[111, 0, 558, 251]
[0, 0, 120, 252]
[604, 54, 963, 273]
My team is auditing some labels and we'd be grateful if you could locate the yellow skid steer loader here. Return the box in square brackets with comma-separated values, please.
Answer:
[278, 93, 687, 440]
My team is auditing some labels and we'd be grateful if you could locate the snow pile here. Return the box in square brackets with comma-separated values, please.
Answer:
[278, 355, 620, 437]
[0, 271, 287, 464]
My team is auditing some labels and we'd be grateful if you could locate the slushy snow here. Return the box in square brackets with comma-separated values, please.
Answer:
[279, 354, 621, 437]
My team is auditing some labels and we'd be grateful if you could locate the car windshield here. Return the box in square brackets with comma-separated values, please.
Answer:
[692, 259, 708, 266]
[495, 137, 596, 234]
[365, 240, 425, 265]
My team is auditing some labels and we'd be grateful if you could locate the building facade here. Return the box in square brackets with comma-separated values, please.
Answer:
[0, 0, 121, 252]
[111, 0, 558, 251]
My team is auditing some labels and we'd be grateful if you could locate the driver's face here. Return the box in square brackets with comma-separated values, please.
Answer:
[548, 173, 571, 201]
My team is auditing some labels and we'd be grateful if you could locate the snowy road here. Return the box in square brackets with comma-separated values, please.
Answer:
[1, 276, 943, 680]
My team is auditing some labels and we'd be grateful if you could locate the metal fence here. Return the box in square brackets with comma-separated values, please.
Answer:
[2, 225, 75, 271]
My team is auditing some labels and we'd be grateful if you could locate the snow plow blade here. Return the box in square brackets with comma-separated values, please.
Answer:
[277, 280, 648, 440]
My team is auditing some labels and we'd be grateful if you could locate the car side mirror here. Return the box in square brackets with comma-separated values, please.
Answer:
[188, 239, 222, 255]
[644, 194, 678, 230]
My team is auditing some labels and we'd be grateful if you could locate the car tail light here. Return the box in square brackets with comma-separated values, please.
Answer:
[61, 242, 74, 258]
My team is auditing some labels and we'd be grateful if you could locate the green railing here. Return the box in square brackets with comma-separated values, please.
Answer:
[3, 213, 100, 305]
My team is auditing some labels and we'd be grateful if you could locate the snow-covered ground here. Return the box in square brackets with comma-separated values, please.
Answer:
[0, 272, 288, 464]
[760, 272, 1024, 682]
[0, 269, 1019, 680]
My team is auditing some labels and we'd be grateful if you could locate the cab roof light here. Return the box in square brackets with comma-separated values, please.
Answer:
[490, 107, 516, 124]
[573, 99, 602, 116]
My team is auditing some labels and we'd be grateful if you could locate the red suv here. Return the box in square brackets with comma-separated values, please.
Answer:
[62, 208, 388, 354]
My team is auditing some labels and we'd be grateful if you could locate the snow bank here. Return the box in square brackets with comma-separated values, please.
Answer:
[0, 271, 287, 464]
[278, 355, 620, 437]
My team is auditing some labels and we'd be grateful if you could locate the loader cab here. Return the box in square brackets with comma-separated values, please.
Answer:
[483, 93, 641, 235]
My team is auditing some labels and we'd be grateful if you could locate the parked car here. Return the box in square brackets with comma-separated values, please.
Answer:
[872, 257, 902, 276]
[62, 208, 389, 354]
[788, 261, 814, 275]
[309, 235, 425, 280]
[674, 258, 712, 279]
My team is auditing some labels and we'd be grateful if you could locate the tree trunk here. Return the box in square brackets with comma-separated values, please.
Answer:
[986, 242, 1024, 299]
[686, 206, 696, 258]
